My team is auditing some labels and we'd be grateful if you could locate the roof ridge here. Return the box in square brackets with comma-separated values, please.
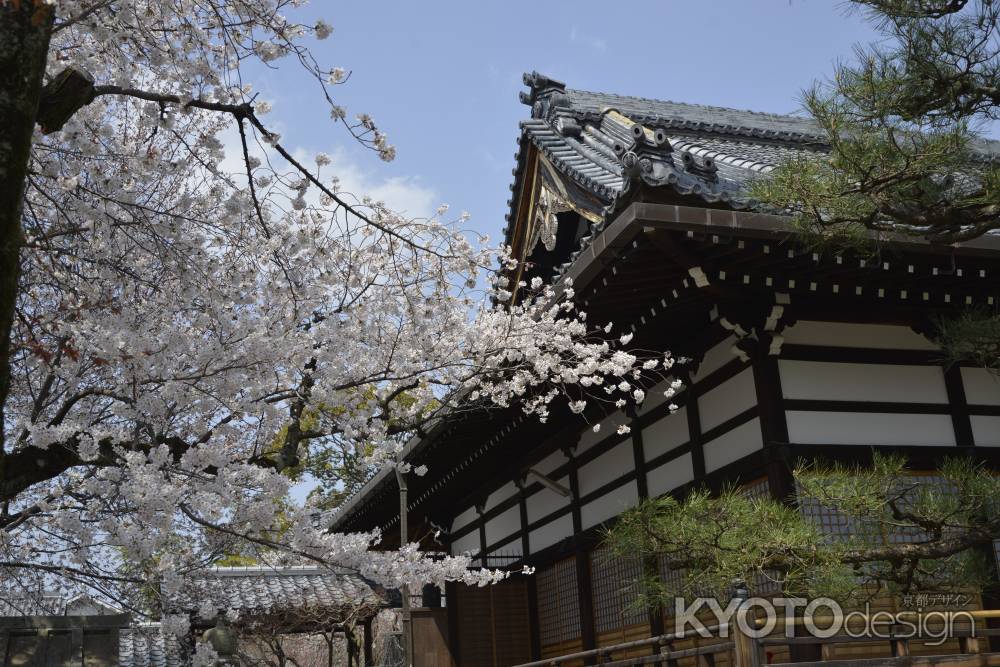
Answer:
[564, 86, 809, 123]
[199, 565, 350, 576]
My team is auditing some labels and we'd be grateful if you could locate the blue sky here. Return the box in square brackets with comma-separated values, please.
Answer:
[252, 1, 884, 241]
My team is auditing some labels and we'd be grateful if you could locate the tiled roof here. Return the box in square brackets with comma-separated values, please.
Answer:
[0, 593, 68, 616]
[0, 592, 121, 617]
[120, 625, 186, 667]
[164, 566, 384, 622]
[505, 71, 831, 236]
[504, 71, 1000, 241]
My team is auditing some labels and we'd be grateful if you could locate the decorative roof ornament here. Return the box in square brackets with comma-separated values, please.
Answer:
[682, 152, 719, 182]
[520, 71, 569, 120]
[532, 186, 571, 252]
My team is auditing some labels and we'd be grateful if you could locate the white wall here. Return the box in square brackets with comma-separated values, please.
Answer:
[484, 481, 518, 511]
[451, 505, 478, 534]
[577, 441, 634, 497]
[692, 335, 739, 381]
[962, 368, 1000, 405]
[786, 411, 955, 446]
[450, 529, 480, 556]
[781, 320, 938, 350]
[638, 375, 686, 416]
[576, 411, 625, 455]
[703, 418, 763, 472]
[646, 452, 695, 497]
[484, 505, 521, 547]
[532, 449, 569, 475]
[642, 407, 689, 461]
[529, 513, 573, 553]
[972, 416, 1000, 446]
[699, 367, 757, 432]
[780, 361, 948, 403]
[526, 477, 571, 523]
[580, 481, 639, 530]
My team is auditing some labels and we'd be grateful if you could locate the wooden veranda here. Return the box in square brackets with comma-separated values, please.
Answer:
[510, 609, 1000, 667]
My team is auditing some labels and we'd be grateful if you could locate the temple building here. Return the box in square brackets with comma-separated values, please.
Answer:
[329, 72, 1000, 667]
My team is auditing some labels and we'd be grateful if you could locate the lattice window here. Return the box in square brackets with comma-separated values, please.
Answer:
[740, 477, 771, 501]
[590, 546, 647, 634]
[536, 557, 581, 648]
[797, 474, 960, 547]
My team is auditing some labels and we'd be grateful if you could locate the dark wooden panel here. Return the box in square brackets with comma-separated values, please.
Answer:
[82, 631, 116, 667]
[492, 578, 531, 667]
[456, 584, 494, 667]
[412, 608, 453, 667]
[42, 632, 73, 667]
[6, 635, 44, 667]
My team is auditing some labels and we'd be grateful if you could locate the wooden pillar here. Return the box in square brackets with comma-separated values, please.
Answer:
[731, 606, 762, 667]
[445, 581, 461, 663]
[682, 371, 706, 480]
[944, 365, 975, 447]
[753, 349, 794, 507]
[476, 503, 488, 567]
[526, 571, 542, 660]
[575, 549, 597, 658]
[517, 477, 542, 660]
[752, 354, 788, 448]
[566, 446, 597, 656]
[629, 407, 649, 501]
[362, 619, 374, 667]
[630, 408, 665, 654]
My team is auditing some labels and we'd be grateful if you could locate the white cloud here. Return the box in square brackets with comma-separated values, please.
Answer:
[570, 26, 607, 52]
[217, 126, 437, 220]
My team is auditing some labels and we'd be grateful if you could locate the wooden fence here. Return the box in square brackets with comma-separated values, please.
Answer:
[511, 610, 1000, 667]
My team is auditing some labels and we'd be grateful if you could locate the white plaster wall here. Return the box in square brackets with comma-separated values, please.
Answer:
[526, 479, 571, 523]
[451, 505, 478, 534]
[786, 411, 955, 446]
[580, 480, 639, 530]
[646, 452, 695, 497]
[699, 367, 757, 432]
[532, 449, 569, 476]
[972, 416, 1000, 446]
[450, 529, 480, 557]
[779, 361, 948, 403]
[484, 505, 521, 547]
[488, 544, 523, 558]
[642, 407, 689, 461]
[529, 513, 573, 553]
[962, 368, 1000, 406]
[702, 418, 763, 472]
[638, 375, 686, 416]
[576, 411, 625, 454]
[692, 335, 739, 382]
[781, 321, 938, 350]
[577, 441, 634, 497]
[485, 481, 518, 511]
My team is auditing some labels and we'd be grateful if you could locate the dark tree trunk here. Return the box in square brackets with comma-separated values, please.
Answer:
[0, 1, 54, 460]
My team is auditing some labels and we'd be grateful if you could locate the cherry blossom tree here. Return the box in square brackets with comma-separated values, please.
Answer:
[0, 0, 673, 622]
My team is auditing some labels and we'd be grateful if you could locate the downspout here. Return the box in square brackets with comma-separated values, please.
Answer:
[394, 461, 412, 667]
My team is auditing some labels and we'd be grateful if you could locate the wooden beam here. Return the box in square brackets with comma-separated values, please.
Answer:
[683, 369, 707, 480]
[362, 619, 373, 667]
[945, 365, 976, 447]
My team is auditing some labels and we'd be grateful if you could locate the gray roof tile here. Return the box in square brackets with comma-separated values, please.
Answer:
[164, 566, 384, 622]
[119, 625, 186, 667]
[508, 70, 1000, 240]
